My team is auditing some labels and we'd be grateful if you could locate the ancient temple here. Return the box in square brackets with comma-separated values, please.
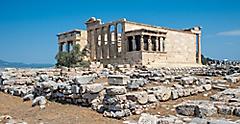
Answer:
[57, 17, 202, 67]
[57, 29, 87, 52]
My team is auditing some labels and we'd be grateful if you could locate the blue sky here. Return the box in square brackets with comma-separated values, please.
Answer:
[0, 0, 240, 64]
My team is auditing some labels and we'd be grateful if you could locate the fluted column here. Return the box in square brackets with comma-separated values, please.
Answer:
[95, 30, 98, 60]
[121, 23, 126, 56]
[101, 28, 104, 59]
[140, 35, 144, 51]
[89, 30, 96, 60]
[148, 36, 152, 51]
[88, 30, 92, 60]
[107, 25, 111, 59]
[95, 30, 100, 60]
[114, 23, 118, 58]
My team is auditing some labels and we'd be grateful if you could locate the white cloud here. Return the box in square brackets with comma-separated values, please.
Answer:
[217, 30, 240, 36]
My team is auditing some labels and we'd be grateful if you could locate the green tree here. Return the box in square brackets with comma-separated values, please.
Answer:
[55, 44, 90, 67]
[55, 51, 70, 67]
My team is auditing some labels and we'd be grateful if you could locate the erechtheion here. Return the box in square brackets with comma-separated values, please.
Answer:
[57, 17, 202, 67]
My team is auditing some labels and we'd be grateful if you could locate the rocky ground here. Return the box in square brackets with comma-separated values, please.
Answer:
[0, 92, 121, 124]
[0, 62, 240, 124]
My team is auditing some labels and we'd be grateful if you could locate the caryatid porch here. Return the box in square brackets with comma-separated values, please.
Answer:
[125, 29, 167, 53]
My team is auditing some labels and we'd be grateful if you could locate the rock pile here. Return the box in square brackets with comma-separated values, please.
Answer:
[176, 100, 217, 118]
[176, 86, 240, 118]
[133, 113, 240, 124]
[0, 64, 240, 120]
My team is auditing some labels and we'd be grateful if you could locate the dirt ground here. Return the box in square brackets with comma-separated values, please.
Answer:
[1, 81, 239, 124]
[0, 93, 122, 124]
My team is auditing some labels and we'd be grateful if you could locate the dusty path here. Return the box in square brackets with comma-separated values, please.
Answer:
[0, 93, 121, 124]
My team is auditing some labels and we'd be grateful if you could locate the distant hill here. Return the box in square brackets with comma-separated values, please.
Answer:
[0, 59, 54, 68]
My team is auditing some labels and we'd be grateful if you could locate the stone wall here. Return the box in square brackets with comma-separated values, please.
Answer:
[141, 52, 167, 67]
[77, 30, 88, 51]
[165, 30, 197, 64]
[125, 51, 142, 65]
[124, 21, 198, 67]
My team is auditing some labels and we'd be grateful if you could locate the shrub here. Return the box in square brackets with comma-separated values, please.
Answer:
[55, 44, 89, 67]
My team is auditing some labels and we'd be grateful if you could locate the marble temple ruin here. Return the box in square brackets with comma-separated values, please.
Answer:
[57, 29, 87, 52]
[57, 17, 202, 67]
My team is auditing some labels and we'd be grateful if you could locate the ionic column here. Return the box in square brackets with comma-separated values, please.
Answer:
[120, 23, 125, 55]
[109, 29, 114, 59]
[160, 37, 164, 52]
[132, 35, 136, 51]
[92, 30, 96, 60]
[107, 25, 111, 59]
[140, 35, 144, 51]
[155, 37, 159, 51]
[89, 30, 95, 60]
[101, 28, 104, 59]
[95, 29, 100, 60]
[148, 36, 152, 51]
[114, 23, 118, 58]
[197, 34, 202, 64]
[88, 30, 92, 60]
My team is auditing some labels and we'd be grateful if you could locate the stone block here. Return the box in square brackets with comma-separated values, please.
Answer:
[148, 86, 171, 101]
[126, 91, 148, 105]
[148, 94, 158, 103]
[106, 86, 127, 96]
[215, 104, 234, 115]
[233, 107, 240, 116]
[202, 84, 212, 91]
[127, 78, 146, 89]
[138, 113, 157, 124]
[176, 100, 217, 118]
[80, 83, 104, 94]
[108, 75, 130, 86]
[171, 89, 179, 100]
[71, 85, 80, 94]
[32, 96, 47, 109]
[74, 75, 95, 85]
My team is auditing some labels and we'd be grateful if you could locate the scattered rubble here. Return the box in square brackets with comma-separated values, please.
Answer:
[176, 100, 217, 117]
[0, 63, 240, 123]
